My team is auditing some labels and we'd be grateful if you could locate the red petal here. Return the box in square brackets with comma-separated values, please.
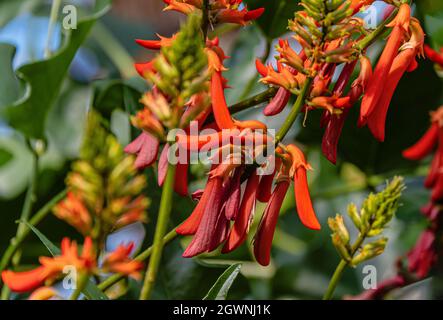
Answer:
[322, 110, 350, 164]
[360, 26, 403, 125]
[224, 168, 243, 220]
[125, 133, 159, 169]
[263, 87, 291, 116]
[403, 123, 439, 160]
[222, 170, 260, 253]
[2, 266, 47, 293]
[367, 48, 414, 142]
[174, 162, 189, 196]
[211, 72, 234, 129]
[253, 181, 290, 266]
[135, 39, 162, 50]
[294, 167, 321, 230]
[244, 8, 265, 21]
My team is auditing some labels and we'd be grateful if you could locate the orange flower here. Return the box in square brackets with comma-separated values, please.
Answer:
[211, 71, 235, 129]
[2, 237, 96, 293]
[101, 243, 143, 280]
[53, 192, 92, 235]
[286, 145, 321, 230]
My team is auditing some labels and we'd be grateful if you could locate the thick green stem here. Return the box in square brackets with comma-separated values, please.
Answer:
[275, 78, 313, 144]
[0, 189, 67, 275]
[98, 228, 178, 292]
[44, 0, 62, 58]
[69, 273, 89, 300]
[229, 87, 278, 114]
[323, 232, 366, 300]
[139, 164, 177, 300]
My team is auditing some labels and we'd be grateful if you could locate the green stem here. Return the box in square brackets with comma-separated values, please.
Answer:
[0, 189, 67, 274]
[69, 273, 89, 300]
[139, 164, 177, 300]
[275, 78, 313, 144]
[98, 228, 178, 292]
[44, 0, 62, 58]
[202, 0, 210, 40]
[356, 8, 398, 51]
[229, 87, 278, 115]
[323, 232, 366, 300]
[92, 22, 137, 78]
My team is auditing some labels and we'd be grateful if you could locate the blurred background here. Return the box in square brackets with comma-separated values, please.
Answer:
[0, 0, 443, 299]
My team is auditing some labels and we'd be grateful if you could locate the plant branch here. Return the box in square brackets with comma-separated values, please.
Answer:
[44, 0, 62, 58]
[356, 8, 398, 51]
[275, 78, 313, 144]
[323, 232, 366, 300]
[139, 163, 177, 300]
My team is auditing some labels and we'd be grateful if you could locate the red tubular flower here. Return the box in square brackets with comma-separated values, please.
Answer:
[350, 0, 376, 14]
[181, 176, 226, 257]
[163, 0, 196, 14]
[217, 8, 264, 25]
[135, 34, 175, 50]
[222, 170, 260, 253]
[407, 229, 436, 278]
[256, 157, 280, 203]
[211, 72, 235, 129]
[263, 87, 291, 116]
[403, 122, 439, 160]
[367, 19, 424, 141]
[287, 145, 321, 230]
[322, 61, 358, 164]
[224, 167, 243, 220]
[359, 3, 411, 125]
[424, 45, 443, 68]
[254, 177, 290, 266]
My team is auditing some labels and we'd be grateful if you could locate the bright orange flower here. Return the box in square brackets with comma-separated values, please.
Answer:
[53, 192, 92, 235]
[286, 145, 321, 230]
[211, 71, 235, 129]
[101, 243, 143, 280]
[2, 237, 96, 293]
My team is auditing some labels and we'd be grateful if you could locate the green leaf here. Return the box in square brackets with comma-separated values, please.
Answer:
[244, 0, 301, 39]
[203, 263, 242, 300]
[0, 0, 111, 139]
[0, 43, 20, 106]
[21, 220, 109, 300]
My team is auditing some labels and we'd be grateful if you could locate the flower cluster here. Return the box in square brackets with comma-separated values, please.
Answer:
[256, 1, 424, 163]
[1, 112, 146, 299]
[125, 1, 323, 265]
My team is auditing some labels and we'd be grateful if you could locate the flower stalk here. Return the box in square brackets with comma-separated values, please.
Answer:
[323, 177, 405, 300]
[139, 163, 177, 300]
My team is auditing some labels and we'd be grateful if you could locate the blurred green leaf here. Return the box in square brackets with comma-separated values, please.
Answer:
[0, 0, 111, 139]
[203, 263, 242, 300]
[0, 44, 20, 106]
[22, 220, 109, 300]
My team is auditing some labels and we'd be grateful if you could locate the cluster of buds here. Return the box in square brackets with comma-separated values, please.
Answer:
[163, 0, 264, 26]
[53, 111, 149, 243]
[1, 112, 148, 299]
[351, 107, 443, 299]
[1, 238, 142, 299]
[256, 1, 425, 164]
[328, 177, 404, 267]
